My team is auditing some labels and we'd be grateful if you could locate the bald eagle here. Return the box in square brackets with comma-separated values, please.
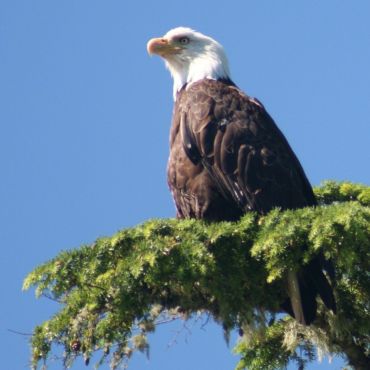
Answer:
[147, 27, 335, 325]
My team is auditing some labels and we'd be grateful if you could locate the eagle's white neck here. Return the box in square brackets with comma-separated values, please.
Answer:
[164, 40, 231, 100]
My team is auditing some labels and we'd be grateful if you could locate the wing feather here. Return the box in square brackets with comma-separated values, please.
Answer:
[178, 80, 316, 214]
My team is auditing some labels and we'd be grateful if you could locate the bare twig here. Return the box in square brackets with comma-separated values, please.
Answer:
[8, 328, 32, 336]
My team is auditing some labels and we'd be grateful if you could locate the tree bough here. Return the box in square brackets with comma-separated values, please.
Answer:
[24, 181, 370, 369]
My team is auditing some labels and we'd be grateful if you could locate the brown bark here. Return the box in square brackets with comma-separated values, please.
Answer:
[333, 337, 370, 370]
[343, 340, 370, 370]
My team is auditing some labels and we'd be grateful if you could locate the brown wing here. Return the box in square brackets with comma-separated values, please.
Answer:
[177, 79, 316, 215]
[170, 79, 336, 324]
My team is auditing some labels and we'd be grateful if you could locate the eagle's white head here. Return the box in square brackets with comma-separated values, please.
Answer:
[147, 27, 231, 100]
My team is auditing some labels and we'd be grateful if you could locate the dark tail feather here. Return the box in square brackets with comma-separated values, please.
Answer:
[320, 255, 337, 286]
[305, 259, 337, 314]
[285, 271, 317, 325]
[283, 257, 336, 325]
[298, 275, 318, 325]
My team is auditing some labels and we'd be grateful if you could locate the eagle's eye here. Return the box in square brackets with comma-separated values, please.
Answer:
[178, 37, 190, 45]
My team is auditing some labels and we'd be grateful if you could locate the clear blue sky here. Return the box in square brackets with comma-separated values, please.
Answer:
[1, 1, 369, 369]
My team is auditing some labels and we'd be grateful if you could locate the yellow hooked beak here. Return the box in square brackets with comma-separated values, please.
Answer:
[147, 37, 182, 57]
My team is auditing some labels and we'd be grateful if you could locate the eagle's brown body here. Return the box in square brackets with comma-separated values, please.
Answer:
[168, 79, 316, 221]
[167, 78, 335, 324]
[148, 27, 335, 325]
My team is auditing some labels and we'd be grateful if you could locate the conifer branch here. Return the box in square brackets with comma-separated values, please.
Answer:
[24, 181, 370, 369]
